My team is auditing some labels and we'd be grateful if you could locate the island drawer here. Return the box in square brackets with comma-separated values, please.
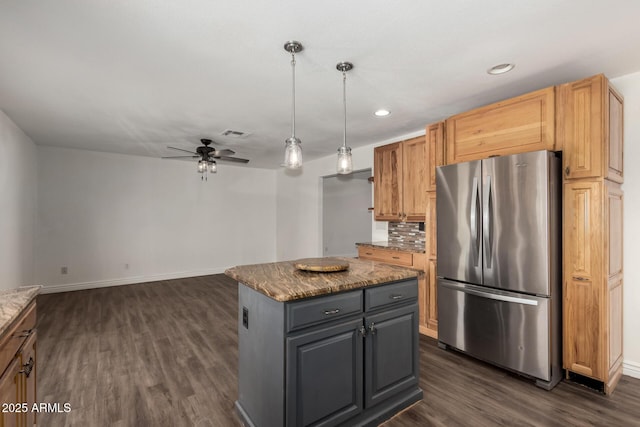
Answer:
[365, 279, 418, 312]
[358, 247, 414, 267]
[286, 290, 362, 332]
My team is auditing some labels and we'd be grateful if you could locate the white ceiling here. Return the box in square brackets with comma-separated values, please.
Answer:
[2, 1, 640, 169]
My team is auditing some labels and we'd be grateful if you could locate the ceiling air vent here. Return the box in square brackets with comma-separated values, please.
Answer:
[221, 129, 250, 138]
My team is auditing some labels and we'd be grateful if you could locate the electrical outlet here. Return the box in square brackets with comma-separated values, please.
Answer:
[61, 266, 68, 275]
[242, 307, 249, 329]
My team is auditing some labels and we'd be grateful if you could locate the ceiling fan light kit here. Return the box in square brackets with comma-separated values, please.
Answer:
[163, 138, 248, 181]
[283, 41, 304, 170]
[336, 61, 354, 175]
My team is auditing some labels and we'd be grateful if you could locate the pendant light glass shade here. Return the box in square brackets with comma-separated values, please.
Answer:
[336, 62, 354, 175]
[337, 146, 353, 174]
[284, 137, 302, 169]
[208, 161, 217, 173]
[197, 160, 207, 173]
[283, 41, 303, 169]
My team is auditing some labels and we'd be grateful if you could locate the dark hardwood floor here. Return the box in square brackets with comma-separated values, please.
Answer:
[36, 275, 640, 426]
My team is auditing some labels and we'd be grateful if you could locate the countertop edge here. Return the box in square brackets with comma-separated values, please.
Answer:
[225, 259, 419, 302]
[356, 242, 426, 254]
[0, 285, 42, 339]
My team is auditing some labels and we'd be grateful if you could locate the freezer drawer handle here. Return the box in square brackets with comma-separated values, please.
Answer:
[440, 281, 538, 306]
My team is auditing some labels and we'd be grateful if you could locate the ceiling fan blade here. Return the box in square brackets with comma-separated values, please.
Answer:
[213, 149, 236, 156]
[162, 155, 199, 159]
[216, 156, 250, 163]
[168, 146, 198, 155]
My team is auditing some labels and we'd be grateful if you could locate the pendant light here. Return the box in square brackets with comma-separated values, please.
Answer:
[283, 41, 303, 169]
[336, 61, 354, 174]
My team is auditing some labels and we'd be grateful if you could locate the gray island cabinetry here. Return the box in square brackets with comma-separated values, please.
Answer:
[225, 258, 423, 427]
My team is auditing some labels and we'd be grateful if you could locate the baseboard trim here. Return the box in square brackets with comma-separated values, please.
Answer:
[623, 360, 640, 379]
[38, 267, 231, 294]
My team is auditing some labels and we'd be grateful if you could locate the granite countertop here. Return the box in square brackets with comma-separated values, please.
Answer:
[0, 286, 41, 338]
[225, 257, 419, 302]
[356, 241, 426, 254]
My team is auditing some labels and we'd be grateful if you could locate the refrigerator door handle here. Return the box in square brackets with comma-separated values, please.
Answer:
[440, 280, 539, 306]
[483, 175, 492, 269]
[470, 177, 480, 266]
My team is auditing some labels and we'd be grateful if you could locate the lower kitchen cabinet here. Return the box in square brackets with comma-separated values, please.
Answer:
[425, 260, 438, 332]
[287, 318, 363, 426]
[0, 357, 20, 427]
[365, 304, 418, 408]
[563, 179, 623, 393]
[20, 332, 37, 427]
[0, 301, 37, 427]
[236, 279, 422, 427]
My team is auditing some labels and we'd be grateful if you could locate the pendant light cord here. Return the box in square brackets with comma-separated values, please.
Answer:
[291, 52, 296, 139]
[342, 71, 347, 148]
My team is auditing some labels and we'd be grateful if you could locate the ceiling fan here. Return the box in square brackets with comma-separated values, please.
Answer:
[162, 138, 250, 164]
[163, 138, 249, 180]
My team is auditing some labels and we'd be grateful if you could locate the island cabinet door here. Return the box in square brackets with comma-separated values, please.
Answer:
[286, 318, 363, 427]
[364, 303, 419, 408]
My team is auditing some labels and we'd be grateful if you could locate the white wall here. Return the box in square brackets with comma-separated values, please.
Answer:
[36, 146, 277, 292]
[0, 110, 37, 291]
[612, 71, 640, 378]
[275, 131, 423, 261]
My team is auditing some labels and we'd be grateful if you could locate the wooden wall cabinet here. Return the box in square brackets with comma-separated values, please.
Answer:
[426, 122, 445, 192]
[557, 74, 624, 182]
[445, 87, 556, 164]
[374, 136, 427, 222]
[424, 190, 438, 336]
[423, 123, 444, 338]
[563, 179, 623, 393]
[0, 302, 37, 427]
[559, 74, 624, 393]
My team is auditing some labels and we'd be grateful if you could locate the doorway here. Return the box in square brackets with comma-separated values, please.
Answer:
[322, 169, 372, 257]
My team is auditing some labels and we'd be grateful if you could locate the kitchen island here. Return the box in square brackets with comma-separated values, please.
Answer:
[225, 257, 423, 427]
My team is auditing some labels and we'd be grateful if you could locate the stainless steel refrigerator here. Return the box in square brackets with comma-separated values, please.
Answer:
[436, 150, 562, 390]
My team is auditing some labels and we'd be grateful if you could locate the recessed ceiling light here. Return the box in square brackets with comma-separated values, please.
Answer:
[374, 109, 391, 117]
[487, 63, 515, 75]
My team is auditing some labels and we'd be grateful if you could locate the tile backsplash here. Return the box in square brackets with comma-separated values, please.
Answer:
[388, 222, 426, 251]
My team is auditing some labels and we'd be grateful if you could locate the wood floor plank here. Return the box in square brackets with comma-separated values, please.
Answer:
[36, 275, 640, 426]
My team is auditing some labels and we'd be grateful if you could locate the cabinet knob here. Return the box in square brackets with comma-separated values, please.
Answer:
[358, 325, 368, 337]
[368, 322, 376, 335]
[565, 166, 570, 176]
[20, 356, 34, 378]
